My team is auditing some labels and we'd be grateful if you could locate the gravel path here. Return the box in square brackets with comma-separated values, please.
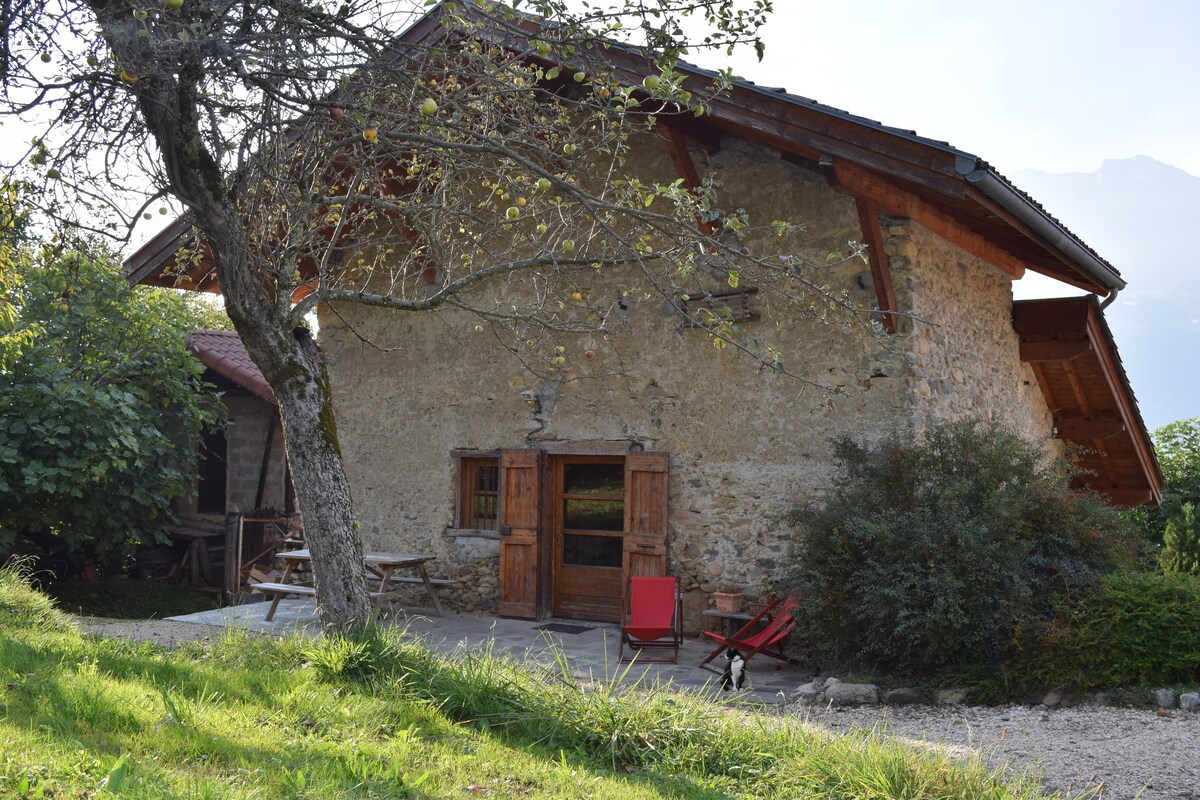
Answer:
[76, 616, 249, 648]
[795, 702, 1199, 799]
[77, 616, 1198, 799]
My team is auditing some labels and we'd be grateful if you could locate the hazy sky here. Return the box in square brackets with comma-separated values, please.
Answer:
[716, 0, 1200, 179]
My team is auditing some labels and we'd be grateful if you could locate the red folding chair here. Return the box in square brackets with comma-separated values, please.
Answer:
[698, 595, 801, 673]
[619, 576, 683, 663]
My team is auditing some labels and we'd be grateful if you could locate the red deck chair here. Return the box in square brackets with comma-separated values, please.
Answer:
[619, 576, 683, 663]
[698, 595, 801, 673]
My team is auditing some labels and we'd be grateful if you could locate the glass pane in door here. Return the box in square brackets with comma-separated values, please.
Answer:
[562, 534, 623, 567]
[562, 463, 624, 495]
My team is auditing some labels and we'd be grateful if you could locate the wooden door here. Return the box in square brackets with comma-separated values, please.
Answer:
[622, 452, 670, 585]
[498, 449, 542, 619]
[551, 456, 626, 621]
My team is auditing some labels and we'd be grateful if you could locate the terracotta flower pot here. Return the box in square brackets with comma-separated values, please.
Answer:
[713, 591, 745, 614]
[747, 600, 771, 617]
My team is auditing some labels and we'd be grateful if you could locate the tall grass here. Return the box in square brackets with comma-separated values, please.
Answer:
[0, 564, 1073, 799]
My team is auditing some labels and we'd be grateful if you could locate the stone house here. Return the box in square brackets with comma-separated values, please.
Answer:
[127, 15, 1161, 628]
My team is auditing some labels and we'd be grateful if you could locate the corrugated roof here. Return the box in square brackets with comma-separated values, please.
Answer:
[187, 330, 276, 405]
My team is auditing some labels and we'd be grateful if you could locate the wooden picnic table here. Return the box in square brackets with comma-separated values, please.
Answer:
[254, 549, 454, 621]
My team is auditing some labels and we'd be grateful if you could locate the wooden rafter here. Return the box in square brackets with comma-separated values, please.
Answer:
[853, 197, 898, 334]
[1060, 359, 1093, 419]
[832, 161, 1027, 279]
[655, 114, 721, 154]
[658, 123, 717, 236]
[1054, 414, 1125, 440]
[1019, 339, 1091, 362]
[965, 186, 1101, 293]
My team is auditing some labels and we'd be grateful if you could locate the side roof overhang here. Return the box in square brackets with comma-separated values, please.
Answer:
[1013, 297, 1162, 506]
[124, 4, 1124, 298]
[187, 330, 276, 406]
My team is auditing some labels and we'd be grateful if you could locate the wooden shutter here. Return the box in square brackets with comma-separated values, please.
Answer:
[498, 449, 542, 619]
[623, 451, 670, 584]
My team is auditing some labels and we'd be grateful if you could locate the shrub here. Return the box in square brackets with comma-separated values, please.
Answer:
[784, 419, 1137, 676]
[1160, 502, 1200, 575]
[1008, 571, 1200, 689]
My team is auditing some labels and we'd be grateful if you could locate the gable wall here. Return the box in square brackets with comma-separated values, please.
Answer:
[319, 133, 1054, 623]
[886, 219, 1055, 441]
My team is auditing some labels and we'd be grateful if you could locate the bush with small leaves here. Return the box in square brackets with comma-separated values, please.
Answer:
[783, 419, 1138, 677]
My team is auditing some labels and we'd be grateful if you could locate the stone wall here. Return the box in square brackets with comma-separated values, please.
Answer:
[318, 134, 1054, 627]
[886, 218, 1055, 442]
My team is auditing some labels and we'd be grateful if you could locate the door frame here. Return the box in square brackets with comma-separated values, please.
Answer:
[497, 442, 668, 620]
[546, 454, 627, 622]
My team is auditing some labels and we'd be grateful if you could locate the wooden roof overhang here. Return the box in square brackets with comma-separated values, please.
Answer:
[125, 4, 1125, 301]
[1013, 297, 1162, 506]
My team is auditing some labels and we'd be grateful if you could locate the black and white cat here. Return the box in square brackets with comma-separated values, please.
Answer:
[720, 647, 748, 691]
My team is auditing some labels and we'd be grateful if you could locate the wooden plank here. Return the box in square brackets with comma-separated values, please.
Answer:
[1020, 339, 1091, 362]
[833, 161, 1027, 279]
[853, 198, 898, 334]
[1055, 415, 1126, 440]
[498, 449, 542, 619]
[386, 577, 461, 586]
[622, 452, 670, 591]
[658, 124, 717, 236]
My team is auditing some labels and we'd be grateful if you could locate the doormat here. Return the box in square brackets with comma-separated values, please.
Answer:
[534, 622, 595, 635]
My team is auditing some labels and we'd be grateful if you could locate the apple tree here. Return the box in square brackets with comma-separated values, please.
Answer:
[1, 0, 878, 631]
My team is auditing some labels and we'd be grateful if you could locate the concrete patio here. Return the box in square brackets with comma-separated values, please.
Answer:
[169, 597, 811, 704]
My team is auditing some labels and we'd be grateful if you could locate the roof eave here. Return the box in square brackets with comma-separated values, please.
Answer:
[959, 162, 1126, 294]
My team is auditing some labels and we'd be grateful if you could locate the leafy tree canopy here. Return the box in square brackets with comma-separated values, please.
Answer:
[1126, 416, 1200, 547]
[0, 220, 226, 568]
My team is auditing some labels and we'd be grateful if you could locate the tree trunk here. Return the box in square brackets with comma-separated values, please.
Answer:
[203, 217, 374, 633]
[89, 2, 375, 632]
[239, 318, 375, 633]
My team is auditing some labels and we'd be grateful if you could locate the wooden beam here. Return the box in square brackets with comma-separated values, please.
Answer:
[1096, 487, 1156, 507]
[658, 123, 717, 236]
[853, 198, 898, 334]
[965, 186, 1106, 294]
[1054, 415, 1126, 441]
[1094, 438, 1121, 487]
[655, 113, 721, 153]
[1019, 339, 1092, 362]
[1060, 359, 1094, 419]
[832, 161, 1027, 279]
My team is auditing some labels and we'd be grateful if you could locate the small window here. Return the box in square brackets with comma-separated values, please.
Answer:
[680, 286, 760, 327]
[457, 455, 500, 531]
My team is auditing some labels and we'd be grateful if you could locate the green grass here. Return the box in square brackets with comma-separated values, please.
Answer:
[41, 575, 221, 619]
[0, 565, 1075, 799]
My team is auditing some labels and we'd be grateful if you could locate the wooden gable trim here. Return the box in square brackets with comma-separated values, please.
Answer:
[832, 161, 1026, 280]
[853, 198, 898, 334]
